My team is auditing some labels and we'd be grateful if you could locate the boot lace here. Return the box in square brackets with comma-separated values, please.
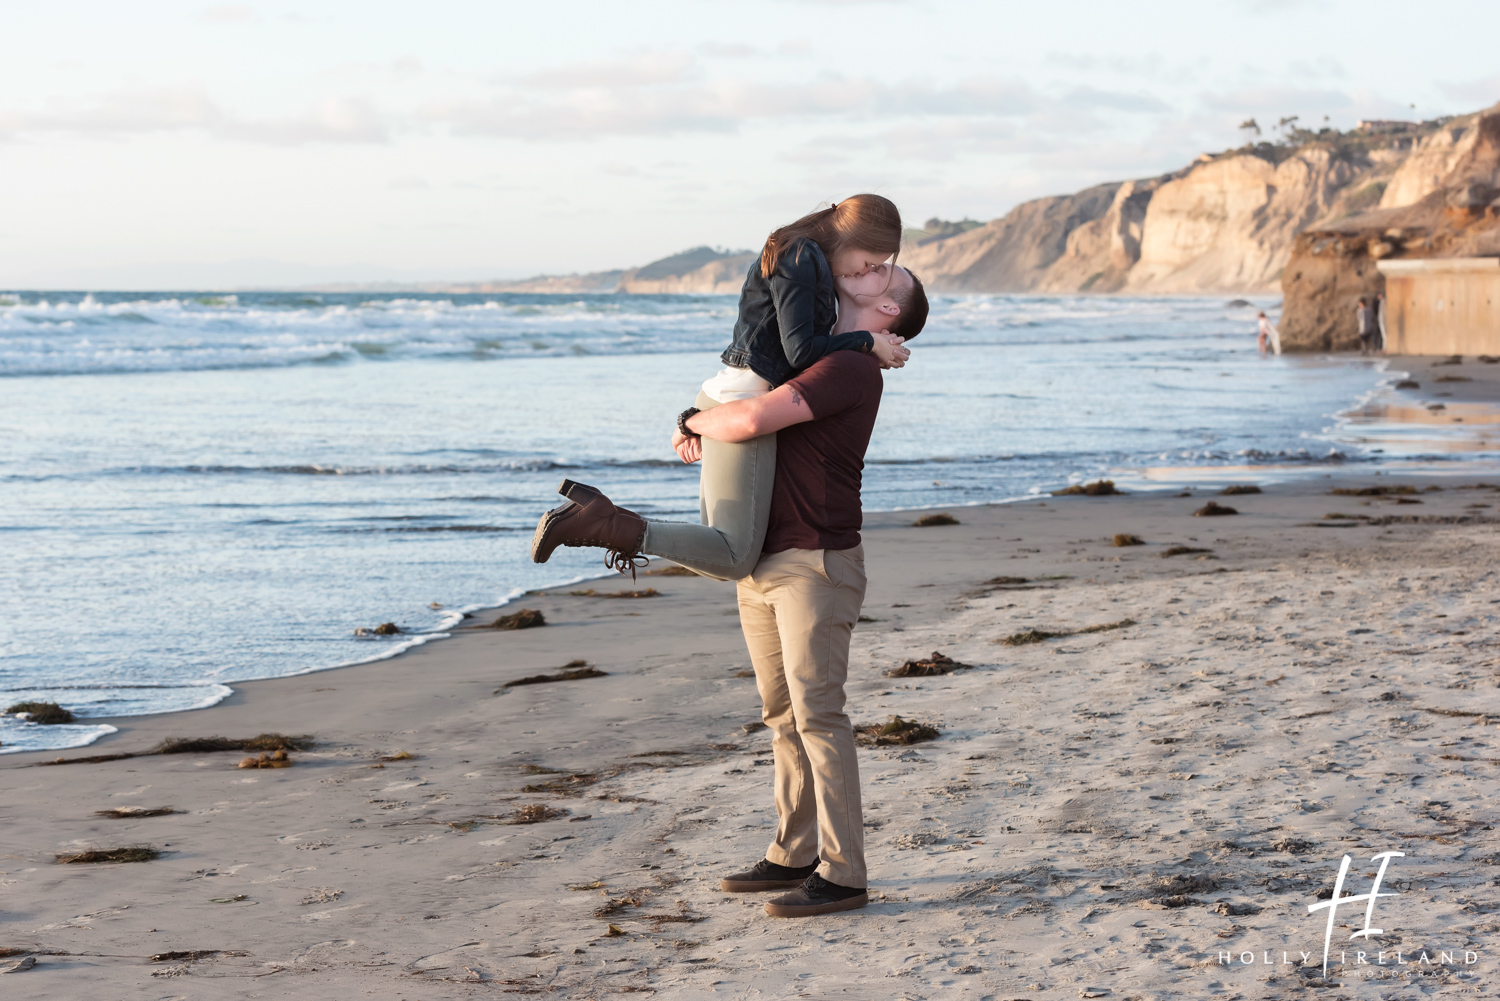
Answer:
[606, 550, 648, 581]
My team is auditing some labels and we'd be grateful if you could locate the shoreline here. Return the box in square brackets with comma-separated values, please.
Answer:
[7, 353, 1498, 757]
[3, 467, 1500, 995]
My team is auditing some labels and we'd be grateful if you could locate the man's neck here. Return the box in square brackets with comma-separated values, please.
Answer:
[834, 301, 882, 334]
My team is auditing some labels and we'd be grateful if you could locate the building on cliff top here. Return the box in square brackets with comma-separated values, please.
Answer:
[1376, 258, 1500, 355]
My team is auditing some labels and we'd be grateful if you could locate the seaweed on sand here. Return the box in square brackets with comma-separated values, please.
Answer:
[499, 660, 608, 691]
[1329, 485, 1418, 496]
[505, 804, 569, 825]
[5, 701, 74, 725]
[238, 749, 293, 769]
[568, 588, 659, 598]
[998, 619, 1135, 646]
[56, 846, 163, 864]
[42, 733, 313, 766]
[1219, 485, 1262, 495]
[1112, 534, 1144, 547]
[521, 773, 600, 794]
[95, 807, 180, 818]
[1052, 480, 1123, 496]
[886, 651, 973, 678]
[491, 608, 546, 630]
[912, 513, 960, 526]
[1161, 546, 1211, 558]
[855, 716, 940, 747]
[1193, 501, 1237, 516]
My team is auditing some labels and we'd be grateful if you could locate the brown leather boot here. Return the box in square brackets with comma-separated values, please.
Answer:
[530, 479, 648, 577]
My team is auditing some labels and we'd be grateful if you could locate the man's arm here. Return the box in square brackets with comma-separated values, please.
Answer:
[686, 382, 814, 443]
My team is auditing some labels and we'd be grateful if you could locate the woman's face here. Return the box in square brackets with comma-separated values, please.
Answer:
[827, 246, 891, 279]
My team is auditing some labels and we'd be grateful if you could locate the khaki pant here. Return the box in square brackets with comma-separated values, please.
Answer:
[736, 546, 868, 888]
[639, 392, 776, 582]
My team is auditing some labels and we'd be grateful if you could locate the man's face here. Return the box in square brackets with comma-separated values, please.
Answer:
[835, 264, 911, 333]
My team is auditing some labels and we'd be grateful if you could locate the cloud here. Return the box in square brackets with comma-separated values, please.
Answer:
[1200, 86, 1353, 115]
[388, 174, 430, 189]
[0, 89, 388, 144]
[1437, 74, 1500, 107]
[425, 67, 1047, 141]
[200, 5, 255, 23]
[515, 51, 696, 90]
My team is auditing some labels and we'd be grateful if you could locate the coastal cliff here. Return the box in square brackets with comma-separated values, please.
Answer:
[1278, 104, 1500, 350]
[901, 120, 1457, 296]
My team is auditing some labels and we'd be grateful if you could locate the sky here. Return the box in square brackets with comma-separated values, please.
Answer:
[3, 0, 1498, 289]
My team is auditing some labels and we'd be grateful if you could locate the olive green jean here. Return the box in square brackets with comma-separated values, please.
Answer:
[639, 392, 775, 581]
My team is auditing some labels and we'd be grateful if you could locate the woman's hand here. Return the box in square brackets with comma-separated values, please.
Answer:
[871, 330, 910, 369]
[672, 429, 702, 464]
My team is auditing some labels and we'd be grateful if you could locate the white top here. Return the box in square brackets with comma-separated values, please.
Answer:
[701, 365, 772, 403]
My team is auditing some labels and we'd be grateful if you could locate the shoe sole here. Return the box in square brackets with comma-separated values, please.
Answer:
[764, 892, 869, 918]
[530, 502, 576, 564]
[720, 877, 809, 893]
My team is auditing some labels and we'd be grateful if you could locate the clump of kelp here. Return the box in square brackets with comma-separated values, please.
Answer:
[491, 608, 546, 629]
[5, 701, 75, 725]
[1193, 501, 1238, 517]
[95, 807, 181, 818]
[1112, 534, 1144, 547]
[498, 659, 607, 691]
[886, 651, 972, 678]
[1161, 546, 1212, 558]
[56, 846, 163, 864]
[238, 749, 293, 769]
[855, 716, 940, 747]
[1053, 480, 1123, 496]
[506, 804, 569, 825]
[1219, 485, 1262, 495]
[912, 513, 960, 526]
[40, 733, 312, 766]
[568, 588, 659, 598]
[998, 619, 1136, 646]
[643, 564, 697, 576]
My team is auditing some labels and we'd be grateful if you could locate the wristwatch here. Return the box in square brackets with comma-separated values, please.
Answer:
[677, 407, 701, 439]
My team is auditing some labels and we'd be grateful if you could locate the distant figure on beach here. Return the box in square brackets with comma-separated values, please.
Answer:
[1356, 297, 1377, 354]
[1374, 292, 1387, 352]
[530, 195, 930, 918]
[1257, 311, 1281, 357]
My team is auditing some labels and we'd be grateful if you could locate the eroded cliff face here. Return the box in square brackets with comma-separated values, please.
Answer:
[1280, 105, 1500, 351]
[901, 123, 1454, 296]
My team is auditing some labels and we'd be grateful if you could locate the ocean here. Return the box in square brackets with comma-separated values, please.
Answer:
[0, 290, 1474, 753]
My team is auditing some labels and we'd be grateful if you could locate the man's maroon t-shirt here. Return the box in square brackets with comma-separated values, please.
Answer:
[762, 352, 884, 554]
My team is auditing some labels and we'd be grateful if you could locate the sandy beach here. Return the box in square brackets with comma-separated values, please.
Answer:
[5, 367, 1500, 998]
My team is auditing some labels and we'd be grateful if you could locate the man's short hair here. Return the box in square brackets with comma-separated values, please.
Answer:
[889, 268, 929, 340]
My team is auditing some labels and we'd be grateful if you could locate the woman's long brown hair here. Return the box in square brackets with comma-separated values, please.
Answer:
[759, 193, 902, 279]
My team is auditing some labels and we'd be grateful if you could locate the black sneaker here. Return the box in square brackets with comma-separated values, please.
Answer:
[764, 873, 869, 918]
[719, 858, 820, 892]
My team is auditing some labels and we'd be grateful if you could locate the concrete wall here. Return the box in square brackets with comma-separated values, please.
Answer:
[1377, 258, 1500, 355]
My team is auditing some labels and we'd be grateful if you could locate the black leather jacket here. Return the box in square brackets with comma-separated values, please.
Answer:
[719, 237, 874, 387]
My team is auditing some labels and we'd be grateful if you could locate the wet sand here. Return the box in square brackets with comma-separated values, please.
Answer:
[4, 363, 1500, 998]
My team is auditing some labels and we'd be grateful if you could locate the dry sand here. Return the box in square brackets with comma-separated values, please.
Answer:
[4, 468, 1500, 998]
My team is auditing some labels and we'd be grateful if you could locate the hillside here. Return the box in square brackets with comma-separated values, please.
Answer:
[441, 246, 755, 296]
[1279, 103, 1500, 350]
[900, 119, 1460, 295]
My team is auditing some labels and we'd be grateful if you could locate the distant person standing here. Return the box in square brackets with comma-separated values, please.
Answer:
[1374, 292, 1387, 352]
[1356, 297, 1377, 354]
[1256, 311, 1281, 357]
